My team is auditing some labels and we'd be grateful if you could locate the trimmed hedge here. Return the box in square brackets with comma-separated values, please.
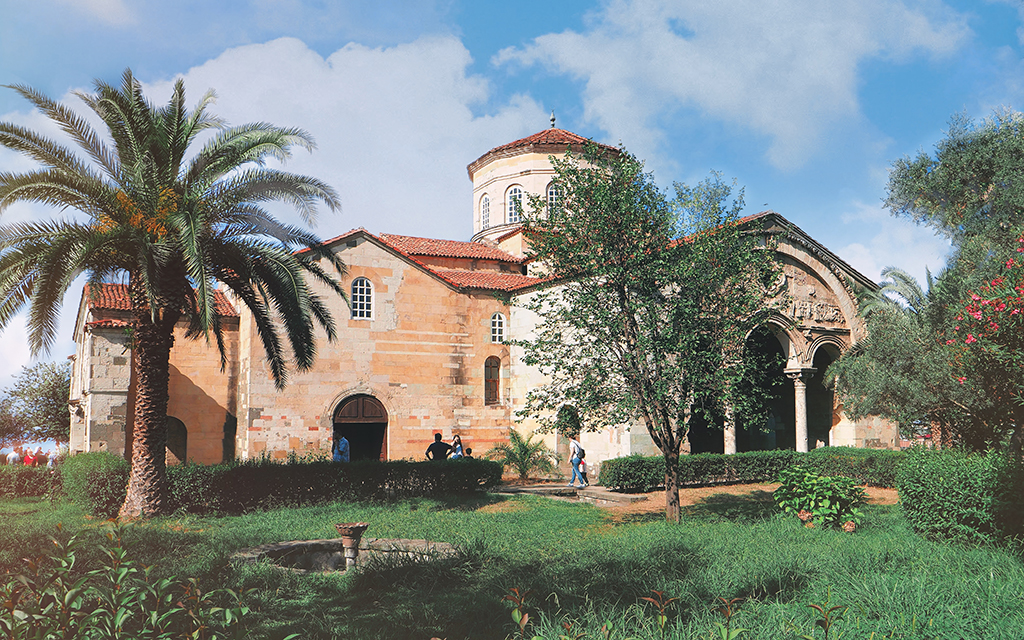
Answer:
[0, 465, 55, 498]
[168, 457, 504, 514]
[895, 448, 1024, 545]
[598, 447, 903, 492]
[59, 451, 130, 518]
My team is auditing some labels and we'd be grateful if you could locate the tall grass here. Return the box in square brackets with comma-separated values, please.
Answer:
[3, 491, 1023, 639]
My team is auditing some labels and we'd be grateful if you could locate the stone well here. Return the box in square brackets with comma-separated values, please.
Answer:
[231, 537, 459, 574]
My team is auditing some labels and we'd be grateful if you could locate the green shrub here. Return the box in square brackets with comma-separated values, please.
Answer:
[60, 451, 129, 518]
[895, 448, 1024, 545]
[0, 465, 54, 498]
[599, 448, 903, 492]
[773, 466, 866, 529]
[164, 457, 504, 515]
[0, 525, 254, 639]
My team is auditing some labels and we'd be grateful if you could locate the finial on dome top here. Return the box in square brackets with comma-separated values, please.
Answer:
[550, 111, 556, 128]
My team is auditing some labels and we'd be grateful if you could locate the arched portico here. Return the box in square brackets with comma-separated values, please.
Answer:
[713, 214, 878, 453]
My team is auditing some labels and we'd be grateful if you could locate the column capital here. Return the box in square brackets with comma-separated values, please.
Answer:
[785, 368, 816, 385]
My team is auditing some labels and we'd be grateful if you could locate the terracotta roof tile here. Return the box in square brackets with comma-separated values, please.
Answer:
[378, 234, 524, 263]
[426, 267, 546, 292]
[84, 283, 238, 317]
[85, 319, 134, 329]
[468, 128, 619, 176]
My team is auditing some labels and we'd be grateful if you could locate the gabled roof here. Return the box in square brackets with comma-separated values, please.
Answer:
[427, 268, 548, 292]
[315, 228, 545, 294]
[83, 283, 238, 317]
[467, 127, 619, 177]
[738, 211, 878, 291]
[378, 234, 524, 264]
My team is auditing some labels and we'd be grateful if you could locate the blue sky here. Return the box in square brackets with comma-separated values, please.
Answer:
[0, 0, 1021, 387]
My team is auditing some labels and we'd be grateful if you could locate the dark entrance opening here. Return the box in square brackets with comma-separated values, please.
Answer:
[333, 395, 388, 461]
[736, 325, 794, 451]
[807, 346, 840, 448]
[166, 417, 187, 464]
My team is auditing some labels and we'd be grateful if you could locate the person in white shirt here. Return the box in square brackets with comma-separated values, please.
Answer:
[6, 446, 22, 466]
[567, 435, 586, 488]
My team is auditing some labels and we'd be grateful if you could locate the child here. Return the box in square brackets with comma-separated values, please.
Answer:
[578, 452, 589, 487]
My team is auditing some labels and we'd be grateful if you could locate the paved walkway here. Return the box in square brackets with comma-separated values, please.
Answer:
[493, 482, 648, 506]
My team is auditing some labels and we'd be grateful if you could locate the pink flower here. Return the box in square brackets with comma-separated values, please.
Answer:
[996, 303, 1007, 312]
[957, 377, 967, 384]
[1009, 259, 1017, 268]
[969, 310, 982, 320]
[989, 322, 1000, 331]
[965, 334, 977, 344]
[1012, 309, 1021, 316]
[971, 293, 981, 301]
[946, 339, 955, 345]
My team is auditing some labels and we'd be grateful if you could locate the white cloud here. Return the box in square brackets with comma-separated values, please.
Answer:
[495, 0, 970, 170]
[55, 0, 134, 26]
[145, 36, 545, 239]
[837, 200, 951, 286]
[0, 35, 547, 385]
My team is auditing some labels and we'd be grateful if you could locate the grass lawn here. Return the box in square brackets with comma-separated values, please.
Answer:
[2, 490, 1023, 639]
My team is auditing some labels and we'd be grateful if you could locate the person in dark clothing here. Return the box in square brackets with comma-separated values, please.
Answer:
[425, 433, 453, 460]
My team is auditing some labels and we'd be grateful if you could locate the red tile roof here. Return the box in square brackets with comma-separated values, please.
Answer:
[468, 128, 620, 176]
[84, 283, 238, 317]
[427, 268, 547, 292]
[85, 318, 134, 329]
[378, 234, 524, 264]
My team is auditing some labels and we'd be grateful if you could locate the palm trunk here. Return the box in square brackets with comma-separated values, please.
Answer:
[119, 316, 175, 519]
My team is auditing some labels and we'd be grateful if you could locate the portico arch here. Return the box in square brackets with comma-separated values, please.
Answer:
[333, 394, 388, 461]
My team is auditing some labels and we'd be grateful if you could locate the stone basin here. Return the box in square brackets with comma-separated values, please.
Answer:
[231, 537, 459, 573]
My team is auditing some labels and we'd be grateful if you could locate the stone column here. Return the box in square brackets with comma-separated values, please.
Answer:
[787, 369, 814, 453]
[723, 404, 737, 455]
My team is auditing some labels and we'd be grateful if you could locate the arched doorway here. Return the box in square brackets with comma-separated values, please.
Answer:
[807, 344, 841, 448]
[736, 325, 794, 451]
[333, 395, 388, 461]
[166, 417, 187, 465]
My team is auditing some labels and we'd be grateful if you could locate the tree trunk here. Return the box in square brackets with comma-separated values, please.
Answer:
[119, 317, 175, 519]
[664, 449, 681, 523]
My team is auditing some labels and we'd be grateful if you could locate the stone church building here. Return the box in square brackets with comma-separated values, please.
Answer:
[68, 126, 897, 474]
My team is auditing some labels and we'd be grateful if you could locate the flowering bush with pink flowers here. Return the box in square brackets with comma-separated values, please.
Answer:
[949, 235, 1024, 430]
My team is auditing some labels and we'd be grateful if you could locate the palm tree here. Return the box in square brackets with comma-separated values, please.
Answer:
[0, 70, 346, 518]
[486, 429, 559, 482]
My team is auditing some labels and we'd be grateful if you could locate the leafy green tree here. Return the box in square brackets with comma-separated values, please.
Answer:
[0, 71, 345, 517]
[834, 110, 1024, 450]
[829, 267, 994, 449]
[485, 429, 558, 481]
[0, 397, 29, 450]
[6, 361, 71, 443]
[516, 148, 783, 522]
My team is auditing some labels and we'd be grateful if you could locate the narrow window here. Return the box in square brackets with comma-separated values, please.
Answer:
[351, 277, 372, 319]
[490, 313, 505, 343]
[547, 182, 561, 213]
[506, 186, 523, 224]
[481, 195, 490, 229]
[485, 356, 500, 405]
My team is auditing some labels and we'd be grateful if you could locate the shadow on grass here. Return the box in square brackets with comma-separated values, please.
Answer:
[684, 490, 777, 523]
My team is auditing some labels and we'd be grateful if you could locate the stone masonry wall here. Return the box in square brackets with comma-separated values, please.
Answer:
[235, 237, 514, 461]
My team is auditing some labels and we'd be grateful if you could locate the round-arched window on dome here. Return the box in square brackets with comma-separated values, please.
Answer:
[547, 182, 561, 213]
[481, 195, 490, 229]
[506, 186, 523, 224]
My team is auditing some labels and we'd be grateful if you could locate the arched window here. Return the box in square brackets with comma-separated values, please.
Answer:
[351, 277, 372, 319]
[506, 185, 523, 224]
[484, 356, 501, 405]
[547, 182, 561, 213]
[481, 195, 490, 229]
[490, 312, 506, 343]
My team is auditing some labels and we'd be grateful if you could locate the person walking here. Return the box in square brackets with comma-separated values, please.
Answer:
[425, 433, 453, 460]
[332, 434, 350, 462]
[567, 434, 585, 488]
[578, 452, 589, 487]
